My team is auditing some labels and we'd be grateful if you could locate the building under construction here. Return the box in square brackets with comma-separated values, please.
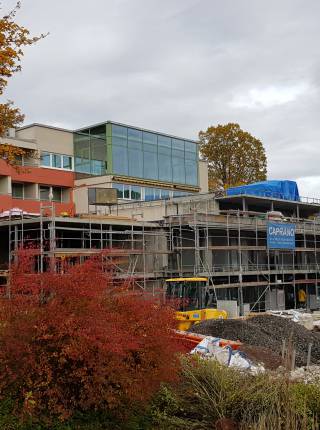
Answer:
[1, 190, 320, 316]
[1, 122, 320, 315]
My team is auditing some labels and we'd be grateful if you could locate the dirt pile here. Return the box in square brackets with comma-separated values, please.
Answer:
[239, 344, 283, 370]
[189, 314, 320, 367]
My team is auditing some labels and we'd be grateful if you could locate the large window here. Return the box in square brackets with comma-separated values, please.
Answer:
[112, 183, 193, 202]
[172, 156, 185, 184]
[143, 151, 158, 180]
[74, 131, 106, 175]
[110, 124, 199, 186]
[185, 159, 198, 186]
[40, 151, 73, 171]
[158, 153, 172, 182]
[113, 146, 128, 175]
[128, 149, 143, 178]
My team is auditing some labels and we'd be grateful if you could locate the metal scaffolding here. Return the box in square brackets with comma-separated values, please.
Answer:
[6, 203, 171, 292]
[3, 195, 320, 313]
[166, 202, 320, 313]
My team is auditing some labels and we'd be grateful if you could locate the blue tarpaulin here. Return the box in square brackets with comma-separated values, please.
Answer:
[226, 180, 300, 202]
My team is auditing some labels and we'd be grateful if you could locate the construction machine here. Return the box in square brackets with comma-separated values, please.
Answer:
[165, 277, 227, 331]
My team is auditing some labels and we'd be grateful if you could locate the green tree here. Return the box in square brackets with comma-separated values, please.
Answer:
[199, 123, 267, 191]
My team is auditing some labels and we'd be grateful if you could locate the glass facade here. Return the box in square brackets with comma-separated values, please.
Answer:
[74, 122, 199, 186]
[74, 124, 106, 175]
[110, 124, 198, 186]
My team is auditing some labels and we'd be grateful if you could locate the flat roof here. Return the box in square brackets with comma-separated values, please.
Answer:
[217, 194, 320, 211]
[18, 123, 73, 134]
[19, 121, 199, 144]
[0, 216, 158, 228]
[75, 120, 199, 144]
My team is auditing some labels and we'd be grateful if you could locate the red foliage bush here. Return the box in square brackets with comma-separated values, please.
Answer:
[0, 250, 181, 421]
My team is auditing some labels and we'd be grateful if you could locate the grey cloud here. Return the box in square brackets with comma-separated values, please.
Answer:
[2, 0, 320, 194]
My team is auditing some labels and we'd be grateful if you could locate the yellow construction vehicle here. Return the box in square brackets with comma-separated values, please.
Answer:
[165, 277, 227, 331]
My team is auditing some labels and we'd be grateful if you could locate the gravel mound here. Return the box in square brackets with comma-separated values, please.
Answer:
[189, 314, 320, 367]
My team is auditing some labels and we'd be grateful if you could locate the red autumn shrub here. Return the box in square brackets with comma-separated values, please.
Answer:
[0, 249, 180, 421]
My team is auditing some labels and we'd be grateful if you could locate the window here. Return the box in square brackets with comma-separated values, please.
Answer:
[113, 146, 128, 175]
[90, 125, 106, 139]
[161, 189, 170, 200]
[143, 132, 157, 153]
[112, 136, 127, 147]
[40, 185, 50, 201]
[154, 188, 161, 200]
[123, 184, 130, 199]
[63, 155, 72, 170]
[91, 160, 104, 175]
[185, 160, 198, 186]
[113, 183, 124, 198]
[158, 135, 171, 148]
[172, 156, 185, 184]
[172, 139, 185, 158]
[52, 186, 62, 202]
[128, 149, 143, 178]
[158, 153, 172, 182]
[52, 154, 62, 168]
[145, 187, 155, 201]
[40, 151, 51, 167]
[75, 157, 90, 174]
[143, 151, 158, 180]
[143, 132, 157, 145]
[185, 140, 197, 160]
[12, 183, 23, 199]
[128, 128, 142, 141]
[112, 124, 127, 138]
[41, 151, 74, 171]
[15, 155, 23, 166]
[131, 185, 141, 200]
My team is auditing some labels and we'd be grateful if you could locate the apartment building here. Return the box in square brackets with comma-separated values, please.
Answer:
[0, 121, 208, 215]
[0, 125, 74, 215]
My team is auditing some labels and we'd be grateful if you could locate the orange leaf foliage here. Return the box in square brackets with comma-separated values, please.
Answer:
[0, 249, 181, 422]
[0, 2, 47, 138]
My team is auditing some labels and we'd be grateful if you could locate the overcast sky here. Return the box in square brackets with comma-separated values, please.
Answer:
[3, 0, 320, 196]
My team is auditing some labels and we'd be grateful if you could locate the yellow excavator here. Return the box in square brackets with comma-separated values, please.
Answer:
[165, 277, 227, 331]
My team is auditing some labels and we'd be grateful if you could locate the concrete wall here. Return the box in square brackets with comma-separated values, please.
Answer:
[0, 136, 37, 151]
[74, 176, 114, 215]
[199, 160, 209, 193]
[17, 125, 74, 155]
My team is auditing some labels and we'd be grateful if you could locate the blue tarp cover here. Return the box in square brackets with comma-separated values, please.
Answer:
[226, 180, 300, 202]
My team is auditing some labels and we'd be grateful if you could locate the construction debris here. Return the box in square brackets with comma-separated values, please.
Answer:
[290, 365, 320, 383]
[189, 314, 320, 367]
[266, 309, 314, 330]
[190, 335, 265, 374]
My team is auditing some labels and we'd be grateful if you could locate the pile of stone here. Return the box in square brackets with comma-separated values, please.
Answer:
[189, 314, 320, 367]
[290, 366, 320, 384]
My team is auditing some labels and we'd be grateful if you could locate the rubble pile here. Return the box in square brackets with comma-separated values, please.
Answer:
[290, 366, 320, 384]
[189, 314, 320, 367]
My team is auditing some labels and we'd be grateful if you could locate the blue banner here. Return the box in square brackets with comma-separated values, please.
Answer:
[267, 222, 296, 249]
